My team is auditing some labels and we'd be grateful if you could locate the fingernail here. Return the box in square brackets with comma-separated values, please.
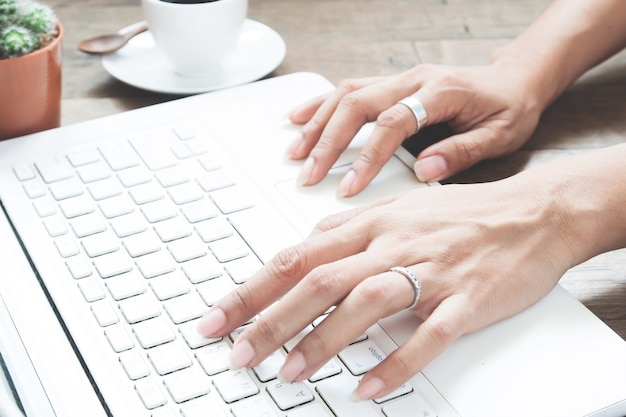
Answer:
[297, 156, 316, 186]
[278, 351, 307, 383]
[229, 339, 255, 370]
[196, 307, 226, 337]
[350, 377, 385, 402]
[336, 169, 356, 198]
[285, 131, 304, 159]
[415, 155, 447, 182]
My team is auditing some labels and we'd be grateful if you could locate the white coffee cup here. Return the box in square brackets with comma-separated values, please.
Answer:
[141, 0, 248, 77]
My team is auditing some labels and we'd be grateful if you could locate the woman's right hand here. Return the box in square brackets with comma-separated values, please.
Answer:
[285, 62, 544, 196]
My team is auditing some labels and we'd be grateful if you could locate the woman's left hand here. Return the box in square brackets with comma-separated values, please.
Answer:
[197, 172, 574, 400]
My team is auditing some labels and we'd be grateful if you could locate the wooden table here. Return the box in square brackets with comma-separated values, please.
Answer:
[50, 0, 626, 339]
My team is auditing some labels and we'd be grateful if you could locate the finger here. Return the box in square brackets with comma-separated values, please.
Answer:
[286, 77, 385, 160]
[288, 93, 329, 125]
[352, 295, 469, 401]
[336, 98, 429, 197]
[277, 269, 418, 382]
[196, 220, 372, 338]
[228, 251, 393, 370]
[413, 125, 508, 182]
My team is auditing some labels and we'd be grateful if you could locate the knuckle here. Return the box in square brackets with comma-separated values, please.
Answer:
[306, 265, 341, 298]
[453, 139, 484, 165]
[376, 107, 406, 130]
[352, 279, 390, 309]
[253, 317, 286, 345]
[421, 317, 458, 347]
[269, 245, 308, 285]
[336, 79, 362, 95]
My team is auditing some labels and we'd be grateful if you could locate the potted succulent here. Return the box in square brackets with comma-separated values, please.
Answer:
[0, 0, 63, 140]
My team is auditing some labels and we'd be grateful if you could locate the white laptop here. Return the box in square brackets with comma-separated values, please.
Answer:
[0, 72, 624, 417]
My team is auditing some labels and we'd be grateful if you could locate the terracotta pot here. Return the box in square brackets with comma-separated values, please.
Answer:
[0, 23, 63, 141]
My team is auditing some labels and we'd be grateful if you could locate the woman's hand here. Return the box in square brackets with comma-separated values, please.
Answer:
[197, 168, 578, 400]
[285, 63, 543, 196]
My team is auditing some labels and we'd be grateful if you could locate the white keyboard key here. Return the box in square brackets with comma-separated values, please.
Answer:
[123, 230, 162, 258]
[99, 141, 141, 171]
[212, 370, 259, 403]
[76, 161, 111, 183]
[65, 256, 93, 279]
[81, 230, 120, 257]
[287, 403, 332, 417]
[154, 217, 192, 242]
[167, 235, 207, 262]
[133, 316, 176, 349]
[181, 256, 223, 284]
[179, 395, 226, 417]
[194, 217, 233, 242]
[22, 180, 46, 198]
[91, 301, 119, 327]
[32, 197, 57, 217]
[110, 211, 147, 237]
[118, 293, 161, 324]
[135, 379, 167, 409]
[70, 212, 107, 237]
[147, 341, 192, 375]
[141, 199, 178, 223]
[105, 271, 146, 300]
[163, 367, 209, 403]
[224, 255, 263, 284]
[66, 148, 100, 167]
[149, 271, 190, 301]
[338, 340, 386, 376]
[49, 177, 84, 200]
[135, 251, 175, 278]
[13, 163, 36, 181]
[99, 194, 135, 219]
[119, 350, 150, 380]
[381, 392, 437, 417]
[155, 166, 189, 187]
[266, 381, 314, 411]
[163, 292, 206, 324]
[59, 195, 94, 218]
[168, 182, 204, 205]
[195, 341, 231, 375]
[374, 382, 413, 404]
[43, 215, 68, 237]
[181, 198, 219, 223]
[130, 136, 178, 171]
[231, 396, 278, 417]
[316, 372, 379, 417]
[35, 156, 74, 183]
[252, 350, 285, 383]
[88, 177, 122, 201]
[210, 186, 255, 214]
[184, 138, 208, 156]
[129, 182, 165, 205]
[172, 122, 196, 141]
[196, 170, 235, 192]
[117, 165, 153, 187]
[54, 235, 80, 258]
[308, 358, 342, 382]
[197, 154, 221, 172]
[209, 235, 249, 263]
[196, 276, 233, 306]
[93, 251, 132, 278]
[104, 325, 135, 352]
[77, 278, 106, 302]
[179, 320, 222, 349]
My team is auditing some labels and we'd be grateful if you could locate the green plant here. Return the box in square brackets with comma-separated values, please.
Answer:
[0, 0, 57, 59]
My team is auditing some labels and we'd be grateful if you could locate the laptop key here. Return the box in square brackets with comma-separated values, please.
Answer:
[135, 379, 168, 410]
[381, 392, 437, 417]
[119, 350, 150, 380]
[147, 341, 192, 375]
[163, 367, 209, 403]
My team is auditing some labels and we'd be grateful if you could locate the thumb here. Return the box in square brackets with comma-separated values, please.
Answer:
[413, 128, 502, 182]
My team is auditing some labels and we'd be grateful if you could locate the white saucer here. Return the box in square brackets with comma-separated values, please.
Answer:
[102, 19, 286, 94]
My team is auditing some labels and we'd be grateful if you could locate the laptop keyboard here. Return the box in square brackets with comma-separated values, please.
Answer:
[11, 120, 438, 417]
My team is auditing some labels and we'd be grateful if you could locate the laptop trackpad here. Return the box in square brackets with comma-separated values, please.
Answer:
[275, 155, 425, 232]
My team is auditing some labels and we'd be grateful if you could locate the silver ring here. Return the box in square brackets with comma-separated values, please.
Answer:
[397, 96, 428, 134]
[389, 266, 422, 310]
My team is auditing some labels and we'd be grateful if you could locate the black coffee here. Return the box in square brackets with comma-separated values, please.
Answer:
[159, 0, 220, 3]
